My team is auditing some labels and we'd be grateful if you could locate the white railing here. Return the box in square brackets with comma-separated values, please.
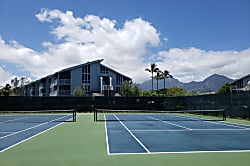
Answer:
[50, 79, 58, 88]
[102, 85, 113, 91]
[50, 79, 71, 87]
[59, 79, 71, 85]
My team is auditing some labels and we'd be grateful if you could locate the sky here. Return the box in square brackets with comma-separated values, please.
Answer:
[0, 0, 249, 86]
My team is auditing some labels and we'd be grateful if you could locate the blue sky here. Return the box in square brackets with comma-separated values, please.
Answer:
[0, 0, 249, 85]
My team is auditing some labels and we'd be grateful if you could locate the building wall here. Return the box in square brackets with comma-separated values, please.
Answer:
[24, 60, 132, 97]
[90, 63, 100, 93]
[71, 67, 82, 95]
[230, 74, 250, 93]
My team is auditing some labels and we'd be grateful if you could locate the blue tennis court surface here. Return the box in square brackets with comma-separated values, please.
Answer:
[0, 112, 74, 152]
[105, 114, 250, 155]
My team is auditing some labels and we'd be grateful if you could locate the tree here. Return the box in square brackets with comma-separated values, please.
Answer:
[121, 80, 133, 97]
[154, 70, 162, 95]
[161, 70, 173, 90]
[10, 76, 30, 96]
[2, 84, 11, 96]
[145, 63, 159, 91]
[11, 77, 19, 95]
[11, 77, 19, 88]
[217, 83, 230, 94]
[165, 86, 187, 97]
[133, 84, 140, 97]
[73, 86, 86, 96]
[121, 81, 141, 97]
[186, 90, 198, 96]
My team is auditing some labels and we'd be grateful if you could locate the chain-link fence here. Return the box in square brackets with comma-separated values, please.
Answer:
[0, 92, 249, 119]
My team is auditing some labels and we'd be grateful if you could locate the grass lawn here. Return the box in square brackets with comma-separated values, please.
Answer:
[0, 114, 249, 166]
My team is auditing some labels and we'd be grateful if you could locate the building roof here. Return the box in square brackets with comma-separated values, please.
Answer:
[230, 74, 250, 85]
[58, 59, 104, 73]
[34, 59, 132, 82]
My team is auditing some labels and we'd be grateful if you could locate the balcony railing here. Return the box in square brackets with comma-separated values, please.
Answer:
[59, 90, 71, 96]
[59, 79, 71, 85]
[50, 79, 71, 87]
[102, 85, 113, 91]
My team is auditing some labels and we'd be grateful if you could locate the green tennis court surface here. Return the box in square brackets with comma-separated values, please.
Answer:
[0, 114, 249, 166]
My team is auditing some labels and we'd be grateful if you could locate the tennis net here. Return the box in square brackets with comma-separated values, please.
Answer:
[0, 110, 77, 123]
[94, 109, 226, 122]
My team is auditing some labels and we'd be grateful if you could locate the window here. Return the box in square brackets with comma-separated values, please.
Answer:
[116, 87, 121, 94]
[100, 65, 108, 74]
[82, 64, 90, 73]
[116, 74, 123, 84]
[82, 64, 90, 83]
[82, 74, 90, 83]
[84, 85, 91, 95]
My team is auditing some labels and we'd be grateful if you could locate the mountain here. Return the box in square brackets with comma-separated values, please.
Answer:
[139, 74, 234, 93]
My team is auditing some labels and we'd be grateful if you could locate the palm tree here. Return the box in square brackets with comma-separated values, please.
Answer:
[11, 77, 19, 88]
[161, 70, 173, 90]
[154, 70, 162, 93]
[11, 77, 19, 95]
[145, 63, 159, 91]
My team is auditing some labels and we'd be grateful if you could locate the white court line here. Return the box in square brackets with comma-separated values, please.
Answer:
[104, 114, 111, 155]
[0, 120, 67, 153]
[113, 114, 150, 154]
[0, 132, 15, 134]
[131, 128, 250, 132]
[149, 116, 193, 130]
[161, 113, 249, 129]
[0, 115, 70, 140]
[205, 121, 248, 129]
[109, 150, 250, 155]
[0, 117, 27, 123]
[0, 115, 72, 153]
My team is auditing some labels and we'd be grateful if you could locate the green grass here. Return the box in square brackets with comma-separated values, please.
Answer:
[0, 114, 249, 166]
[226, 117, 250, 126]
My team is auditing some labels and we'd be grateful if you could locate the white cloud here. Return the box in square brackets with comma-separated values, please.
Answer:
[157, 48, 250, 82]
[0, 9, 249, 85]
[0, 9, 160, 83]
[0, 67, 13, 86]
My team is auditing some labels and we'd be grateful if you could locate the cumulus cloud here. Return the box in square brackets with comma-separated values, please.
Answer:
[157, 48, 250, 82]
[0, 9, 160, 83]
[0, 66, 13, 86]
[0, 9, 249, 85]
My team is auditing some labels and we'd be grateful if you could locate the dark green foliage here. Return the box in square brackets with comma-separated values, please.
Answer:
[217, 83, 230, 94]
[121, 80, 141, 97]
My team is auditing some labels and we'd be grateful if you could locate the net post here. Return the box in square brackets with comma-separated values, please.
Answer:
[223, 109, 226, 121]
[73, 110, 76, 122]
[94, 110, 97, 122]
[92, 105, 96, 122]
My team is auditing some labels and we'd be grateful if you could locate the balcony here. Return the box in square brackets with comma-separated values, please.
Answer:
[59, 90, 71, 96]
[59, 79, 71, 85]
[50, 79, 71, 88]
[102, 85, 113, 91]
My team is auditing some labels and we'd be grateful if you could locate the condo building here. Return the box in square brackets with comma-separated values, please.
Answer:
[24, 59, 131, 96]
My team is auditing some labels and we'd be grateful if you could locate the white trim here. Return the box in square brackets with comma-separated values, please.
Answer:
[0, 115, 70, 140]
[149, 116, 192, 130]
[0, 117, 27, 123]
[109, 150, 250, 155]
[113, 114, 150, 153]
[104, 115, 111, 155]
[0, 116, 70, 153]
[131, 128, 250, 132]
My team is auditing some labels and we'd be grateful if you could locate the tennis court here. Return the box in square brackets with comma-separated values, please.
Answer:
[99, 110, 250, 155]
[0, 113, 250, 166]
[0, 110, 76, 152]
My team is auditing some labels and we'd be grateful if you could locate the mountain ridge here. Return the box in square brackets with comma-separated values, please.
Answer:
[139, 74, 234, 93]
